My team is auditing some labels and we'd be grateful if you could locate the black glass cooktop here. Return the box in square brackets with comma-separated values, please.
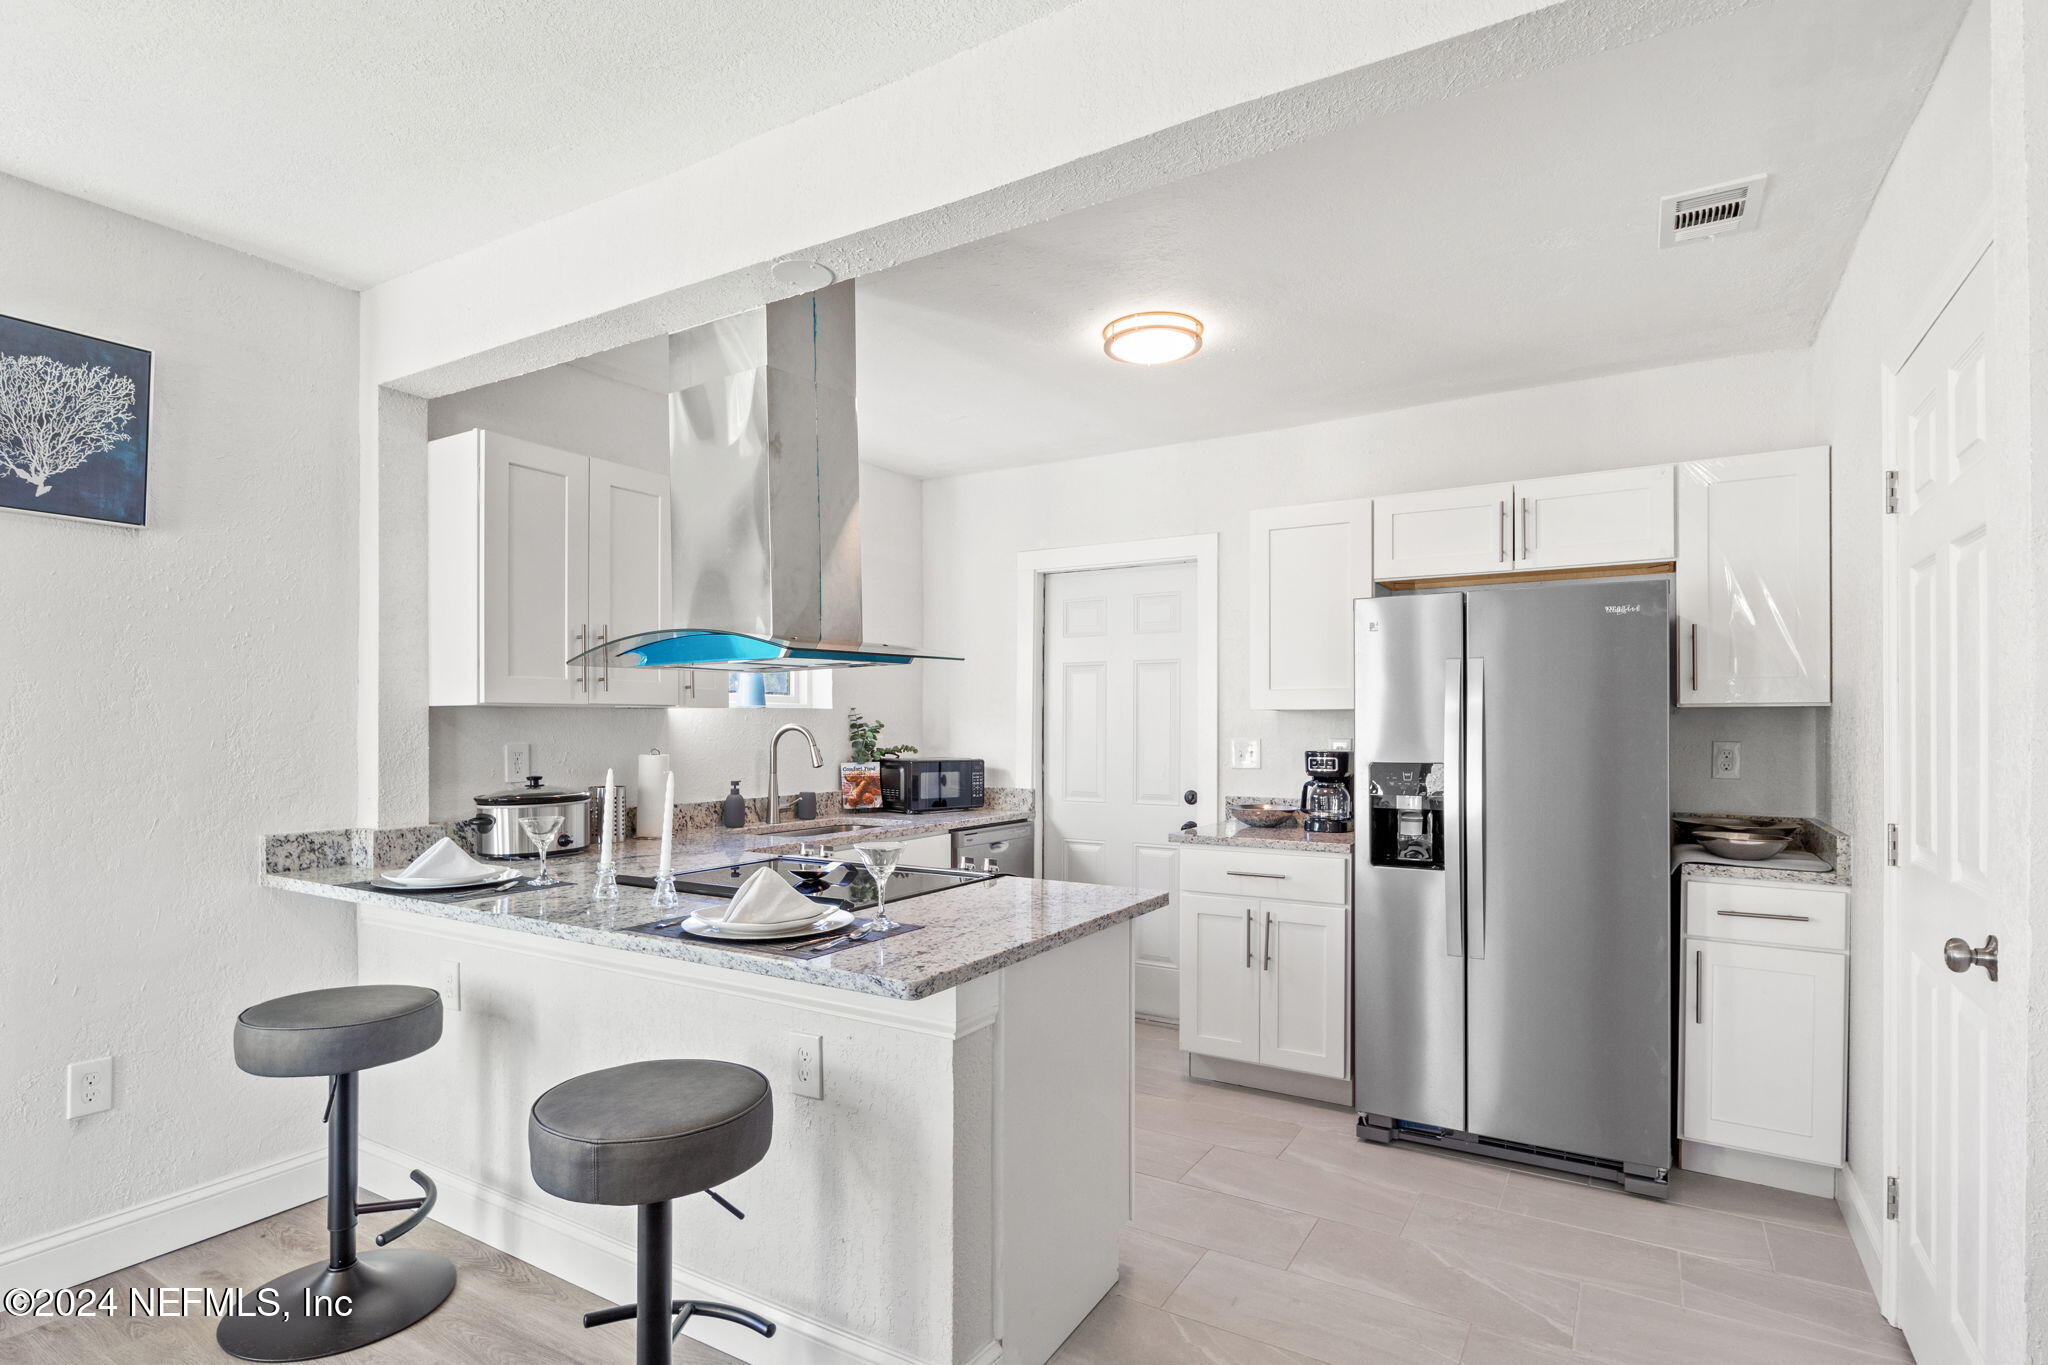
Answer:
[618, 856, 994, 911]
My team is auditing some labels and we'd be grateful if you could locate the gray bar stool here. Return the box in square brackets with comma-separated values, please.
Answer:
[528, 1059, 776, 1365]
[217, 985, 453, 1362]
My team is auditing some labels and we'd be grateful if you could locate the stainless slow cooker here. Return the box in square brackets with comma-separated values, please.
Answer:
[457, 776, 592, 859]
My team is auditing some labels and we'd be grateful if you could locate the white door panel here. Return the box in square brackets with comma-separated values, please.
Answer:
[1514, 464, 1675, 570]
[1258, 901, 1348, 1078]
[1178, 892, 1259, 1062]
[1373, 482, 1512, 581]
[1680, 939, 1844, 1165]
[587, 457, 677, 707]
[1890, 248, 1997, 1365]
[1249, 500, 1373, 709]
[1044, 561, 1200, 1022]
[481, 434, 587, 704]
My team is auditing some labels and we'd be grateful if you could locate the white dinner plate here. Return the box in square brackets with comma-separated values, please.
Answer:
[680, 907, 855, 940]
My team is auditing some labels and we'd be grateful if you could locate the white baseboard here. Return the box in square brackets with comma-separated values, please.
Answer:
[1837, 1166, 1893, 1319]
[0, 1148, 325, 1292]
[1678, 1141, 1837, 1197]
[359, 1138, 994, 1365]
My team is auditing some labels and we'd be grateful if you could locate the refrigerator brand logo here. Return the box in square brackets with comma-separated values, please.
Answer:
[1603, 604, 1642, 615]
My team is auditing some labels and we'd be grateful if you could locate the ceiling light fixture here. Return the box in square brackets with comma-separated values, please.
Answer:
[1101, 311, 1204, 365]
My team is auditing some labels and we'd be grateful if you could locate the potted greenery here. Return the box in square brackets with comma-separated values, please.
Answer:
[842, 708, 916, 810]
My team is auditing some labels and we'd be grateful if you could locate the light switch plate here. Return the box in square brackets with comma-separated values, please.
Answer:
[1711, 741, 1741, 780]
[1229, 739, 1262, 770]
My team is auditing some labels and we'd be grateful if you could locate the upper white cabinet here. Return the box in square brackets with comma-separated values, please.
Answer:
[1249, 499, 1373, 709]
[1373, 482, 1514, 581]
[1676, 447, 1831, 706]
[429, 429, 680, 707]
[1374, 466, 1674, 581]
[1514, 465, 1675, 571]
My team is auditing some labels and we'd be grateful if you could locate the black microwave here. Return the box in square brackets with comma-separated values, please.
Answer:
[879, 758, 986, 813]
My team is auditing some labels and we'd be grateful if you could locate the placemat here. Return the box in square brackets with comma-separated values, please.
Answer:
[627, 917, 923, 957]
[346, 878, 569, 905]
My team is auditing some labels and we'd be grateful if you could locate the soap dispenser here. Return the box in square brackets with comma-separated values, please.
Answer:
[721, 780, 747, 829]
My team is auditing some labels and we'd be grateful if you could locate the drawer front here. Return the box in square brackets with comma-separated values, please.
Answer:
[1180, 847, 1349, 904]
[1684, 880, 1846, 950]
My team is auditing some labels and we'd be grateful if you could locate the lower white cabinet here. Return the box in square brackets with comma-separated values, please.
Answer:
[1680, 880, 1847, 1167]
[1177, 848, 1349, 1080]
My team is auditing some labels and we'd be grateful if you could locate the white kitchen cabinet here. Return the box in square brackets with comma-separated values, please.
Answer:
[1179, 891, 1263, 1064]
[1676, 447, 1832, 706]
[1248, 499, 1373, 709]
[1373, 482, 1513, 581]
[1513, 465, 1675, 570]
[1177, 849, 1349, 1079]
[1258, 900, 1349, 1077]
[429, 429, 681, 707]
[1680, 881, 1847, 1167]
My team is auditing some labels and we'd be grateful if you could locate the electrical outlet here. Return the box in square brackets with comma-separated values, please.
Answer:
[1229, 739, 1262, 770]
[503, 742, 531, 784]
[1712, 741, 1741, 780]
[436, 960, 462, 1013]
[789, 1032, 823, 1100]
[66, 1057, 113, 1119]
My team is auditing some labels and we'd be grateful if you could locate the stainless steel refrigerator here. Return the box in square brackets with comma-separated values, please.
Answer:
[1352, 578, 1673, 1196]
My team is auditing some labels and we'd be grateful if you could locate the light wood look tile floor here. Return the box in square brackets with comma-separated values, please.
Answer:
[7, 1021, 1906, 1365]
[1047, 1021, 1909, 1364]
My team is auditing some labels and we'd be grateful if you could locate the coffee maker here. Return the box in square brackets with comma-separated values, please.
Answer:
[1300, 749, 1354, 834]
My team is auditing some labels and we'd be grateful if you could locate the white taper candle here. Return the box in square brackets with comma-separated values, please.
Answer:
[599, 767, 615, 862]
[657, 771, 675, 875]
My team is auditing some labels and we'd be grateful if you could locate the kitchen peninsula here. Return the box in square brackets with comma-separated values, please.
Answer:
[267, 815, 1162, 1365]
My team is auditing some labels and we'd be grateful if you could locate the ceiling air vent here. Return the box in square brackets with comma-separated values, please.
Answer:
[1660, 175, 1768, 248]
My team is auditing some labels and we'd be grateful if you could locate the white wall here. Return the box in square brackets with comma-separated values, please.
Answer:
[1807, 0, 1989, 1260]
[0, 176, 360, 1255]
[423, 358, 926, 815]
[921, 348, 1817, 796]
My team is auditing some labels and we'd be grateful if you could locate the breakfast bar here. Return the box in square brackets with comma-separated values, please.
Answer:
[266, 822, 1163, 1365]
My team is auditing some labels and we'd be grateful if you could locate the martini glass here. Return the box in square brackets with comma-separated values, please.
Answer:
[854, 841, 905, 936]
[518, 812, 566, 887]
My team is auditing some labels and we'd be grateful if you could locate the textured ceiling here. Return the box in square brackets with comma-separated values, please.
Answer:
[0, 0, 1078, 286]
[852, 0, 1967, 478]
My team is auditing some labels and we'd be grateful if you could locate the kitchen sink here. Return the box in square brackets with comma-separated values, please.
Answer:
[750, 817, 907, 837]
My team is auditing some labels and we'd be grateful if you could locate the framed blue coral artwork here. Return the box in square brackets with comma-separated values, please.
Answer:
[0, 314, 152, 527]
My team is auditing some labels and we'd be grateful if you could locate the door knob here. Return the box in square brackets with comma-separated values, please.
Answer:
[1943, 934, 1999, 982]
[1183, 789, 1198, 805]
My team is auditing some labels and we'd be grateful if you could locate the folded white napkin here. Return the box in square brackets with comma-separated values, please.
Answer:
[722, 867, 822, 925]
[390, 837, 505, 885]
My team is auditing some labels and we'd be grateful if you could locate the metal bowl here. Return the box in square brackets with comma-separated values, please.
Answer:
[1698, 834, 1792, 861]
[1228, 802, 1297, 829]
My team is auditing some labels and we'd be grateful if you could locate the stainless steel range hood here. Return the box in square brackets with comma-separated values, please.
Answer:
[569, 282, 955, 673]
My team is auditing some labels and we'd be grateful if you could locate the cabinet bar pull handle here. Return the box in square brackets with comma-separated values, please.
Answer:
[1694, 950, 1703, 1024]
[575, 625, 589, 692]
[1497, 501, 1508, 562]
[1263, 912, 1274, 970]
[1520, 497, 1531, 559]
[596, 624, 609, 691]
[1715, 909, 1812, 922]
[1689, 623, 1699, 692]
[1226, 870, 1287, 880]
[1244, 909, 1254, 968]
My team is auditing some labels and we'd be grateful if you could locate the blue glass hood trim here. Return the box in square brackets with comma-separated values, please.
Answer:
[608, 628, 958, 670]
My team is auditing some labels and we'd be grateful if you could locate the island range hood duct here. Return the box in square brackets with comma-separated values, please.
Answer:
[569, 281, 956, 673]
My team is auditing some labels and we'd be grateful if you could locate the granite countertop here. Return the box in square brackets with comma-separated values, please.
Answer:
[1170, 820, 1353, 854]
[1672, 814, 1850, 888]
[266, 811, 1161, 1002]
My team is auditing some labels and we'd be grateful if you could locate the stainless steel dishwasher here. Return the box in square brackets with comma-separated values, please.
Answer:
[952, 820, 1035, 876]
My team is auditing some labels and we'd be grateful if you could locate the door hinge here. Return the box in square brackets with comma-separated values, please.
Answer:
[1887, 823, 1900, 866]
[1887, 1176, 1900, 1219]
[1885, 470, 1899, 514]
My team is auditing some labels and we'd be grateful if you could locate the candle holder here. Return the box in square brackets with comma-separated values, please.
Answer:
[651, 870, 680, 911]
[591, 861, 620, 902]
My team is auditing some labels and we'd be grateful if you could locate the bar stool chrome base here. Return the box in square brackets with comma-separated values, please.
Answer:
[215, 1248, 456, 1362]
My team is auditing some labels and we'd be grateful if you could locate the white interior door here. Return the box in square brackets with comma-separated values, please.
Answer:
[1890, 248, 1997, 1365]
[1043, 560, 1200, 1020]
[587, 457, 677, 707]
[481, 433, 588, 704]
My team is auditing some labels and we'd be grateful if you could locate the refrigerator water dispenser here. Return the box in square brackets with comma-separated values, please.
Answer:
[1366, 762, 1445, 870]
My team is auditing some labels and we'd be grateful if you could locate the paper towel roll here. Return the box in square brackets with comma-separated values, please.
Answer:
[636, 750, 671, 836]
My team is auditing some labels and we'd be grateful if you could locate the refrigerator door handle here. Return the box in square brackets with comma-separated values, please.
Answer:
[1443, 660, 1465, 958]
[1465, 658, 1487, 961]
